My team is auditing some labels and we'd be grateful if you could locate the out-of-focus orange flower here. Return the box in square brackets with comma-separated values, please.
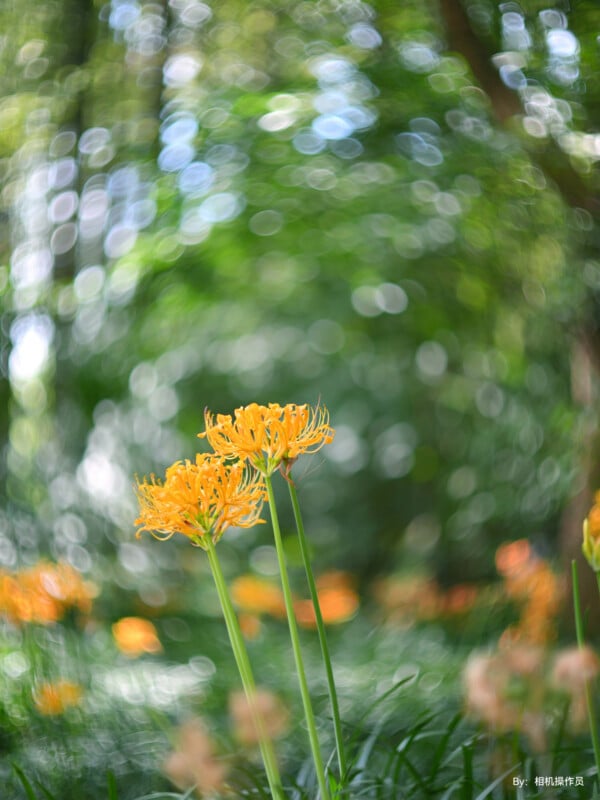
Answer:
[239, 613, 262, 640]
[0, 562, 95, 626]
[295, 585, 359, 628]
[34, 680, 83, 715]
[373, 573, 481, 625]
[0, 573, 58, 625]
[200, 403, 334, 476]
[373, 574, 442, 622]
[495, 539, 532, 577]
[35, 562, 95, 614]
[442, 584, 479, 615]
[229, 689, 290, 746]
[112, 616, 162, 657]
[135, 454, 265, 546]
[163, 719, 228, 798]
[494, 540, 563, 646]
[315, 570, 355, 591]
[231, 575, 286, 618]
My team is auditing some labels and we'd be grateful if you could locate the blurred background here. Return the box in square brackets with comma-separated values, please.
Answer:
[1, 0, 600, 796]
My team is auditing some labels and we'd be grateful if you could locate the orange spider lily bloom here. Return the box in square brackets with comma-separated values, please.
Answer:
[135, 454, 266, 547]
[112, 616, 162, 657]
[199, 403, 334, 476]
[34, 680, 83, 715]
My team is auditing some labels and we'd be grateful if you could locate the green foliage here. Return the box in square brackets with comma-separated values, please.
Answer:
[1, 0, 597, 586]
[1, 0, 600, 796]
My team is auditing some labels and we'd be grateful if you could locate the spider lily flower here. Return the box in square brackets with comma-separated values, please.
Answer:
[135, 453, 284, 799]
[199, 402, 334, 476]
[135, 454, 266, 546]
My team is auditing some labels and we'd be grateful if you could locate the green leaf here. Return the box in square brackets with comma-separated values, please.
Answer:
[107, 770, 118, 800]
[12, 763, 38, 800]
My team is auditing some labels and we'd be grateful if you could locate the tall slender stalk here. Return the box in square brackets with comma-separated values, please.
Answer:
[264, 475, 331, 800]
[202, 533, 285, 800]
[571, 559, 600, 786]
[287, 476, 347, 780]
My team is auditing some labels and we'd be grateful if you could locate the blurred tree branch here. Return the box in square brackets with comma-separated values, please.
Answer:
[438, 0, 600, 217]
[438, 0, 600, 623]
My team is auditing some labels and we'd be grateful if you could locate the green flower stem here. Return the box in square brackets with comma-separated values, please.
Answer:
[203, 533, 285, 800]
[287, 476, 347, 780]
[596, 572, 600, 604]
[265, 475, 331, 800]
[571, 559, 600, 786]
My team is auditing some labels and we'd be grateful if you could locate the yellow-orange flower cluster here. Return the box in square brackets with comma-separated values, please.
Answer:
[112, 616, 162, 657]
[34, 680, 83, 715]
[0, 562, 95, 626]
[136, 403, 334, 547]
[495, 539, 563, 646]
[135, 454, 266, 546]
[200, 402, 334, 476]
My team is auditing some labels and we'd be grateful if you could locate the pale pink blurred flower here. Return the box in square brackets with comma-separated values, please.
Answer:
[521, 711, 547, 753]
[464, 654, 518, 731]
[552, 646, 600, 689]
[552, 646, 600, 731]
[163, 719, 228, 798]
[229, 688, 289, 746]
[464, 646, 547, 751]
[503, 644, 544, 677]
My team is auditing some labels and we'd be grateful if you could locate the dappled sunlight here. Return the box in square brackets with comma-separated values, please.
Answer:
[1, 0, 600, 796]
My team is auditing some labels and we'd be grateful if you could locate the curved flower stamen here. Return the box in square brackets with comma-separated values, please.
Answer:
[135, 454, 266, 546]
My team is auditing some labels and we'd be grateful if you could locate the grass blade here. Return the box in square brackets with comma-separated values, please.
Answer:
[429, 713, 462, 783]
[474, 765, 517, 800]
[34, 783, 58, 800]
[12, 763, 38, 800]
[347, 676, 418, 749]
[461, 743, 474, 800]
[107, 770, 118, 800]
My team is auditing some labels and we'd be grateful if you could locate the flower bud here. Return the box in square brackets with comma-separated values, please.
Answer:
[582, 517, 600, 572]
